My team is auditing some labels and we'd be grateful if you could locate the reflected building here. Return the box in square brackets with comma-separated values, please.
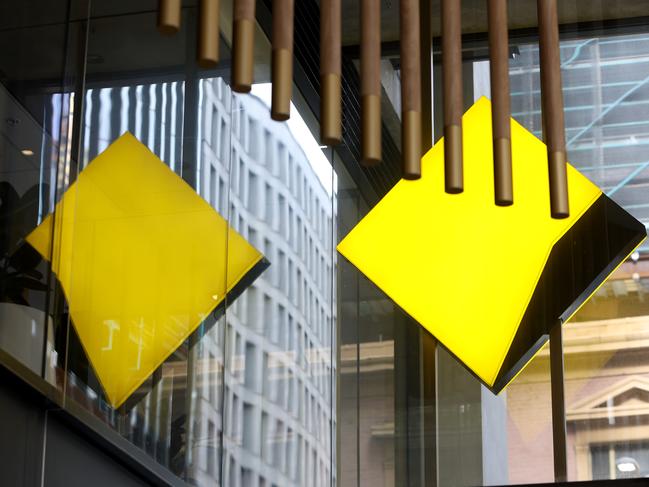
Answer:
[5, 2, 649, 487]
[510, 33, 649, 239]
[79, 77, 334, 487]
[506, 33, 649, 483]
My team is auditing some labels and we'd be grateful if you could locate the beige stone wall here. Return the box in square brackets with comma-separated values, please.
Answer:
[507, 302, 649, 483]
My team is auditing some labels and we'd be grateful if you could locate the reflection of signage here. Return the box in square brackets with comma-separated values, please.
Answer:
[337, 98, 646, 393]
[27, 133, 266, 408]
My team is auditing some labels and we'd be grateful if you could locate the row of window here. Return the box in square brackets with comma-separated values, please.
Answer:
[228, 99, 332, 240]
[198, 82, 335, 487]
[219, 400, 332, 486]
[221, 447, 331, 487]
[226, 321, 333, 409]
[201, 157, 332, 305]
[226, 148, 332, 255]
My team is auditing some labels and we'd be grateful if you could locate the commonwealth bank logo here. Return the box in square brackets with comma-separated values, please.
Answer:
[27, 133, 267, 408]
[337, 98, 646, 393]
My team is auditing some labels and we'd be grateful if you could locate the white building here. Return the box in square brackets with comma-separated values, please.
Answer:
[193, 77, 334, 487]
[81, 77, 335, 487]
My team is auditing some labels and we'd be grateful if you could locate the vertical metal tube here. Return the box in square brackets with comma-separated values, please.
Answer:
[442, 0, 463, 193]
[198, 0, 220, 68]
[271, 0, 294, 121]
[488, 0, 513, 205]
[232, 0, 256, 93]
[400, 0, 422, 179]
[415, 25, 437, 484]
[320, 0, 342, 145]
[361, 0, 382, 166]
[550, 324, 568, 482]
[158, 0, 182, 35]
[538, 0, 569, 218]
[420, 0, 433, 155]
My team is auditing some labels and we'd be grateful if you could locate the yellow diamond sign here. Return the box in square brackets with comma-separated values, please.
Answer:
[27, 133, 265, 408]
[337, 98, 646, 392]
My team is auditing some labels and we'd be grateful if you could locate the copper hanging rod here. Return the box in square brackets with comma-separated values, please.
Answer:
[158, 0, 182, 35]
[271, 0, 294, 121]
[442, 0, 463, 193]
[232, 0, 256, 93]
[198, 0, 220, 68]
[401, 0, 422, 179]
[360, 0, 382, 166]
[488, 0, 513, 206]
[538, 0, 569, 218]
[320, 0, 342, 145]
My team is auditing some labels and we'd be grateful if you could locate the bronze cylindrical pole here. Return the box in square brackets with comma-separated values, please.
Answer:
[400, 0, 422, 179]
[320, 0, 342, 145]
[420, 0, 433, 155]
[361, 0, 382, 165]
[271, 0, 294, 120]
[550, 323, 568, 481]
[442, 0, 463, 193]
[158, 0, 182, 35]
[538, 0, 569, 218]
[488, 0, 513, 205]
[232, 0, 256, 93]
[198, 0, 220, 68]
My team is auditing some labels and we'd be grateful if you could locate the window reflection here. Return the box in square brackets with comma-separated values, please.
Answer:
[507, 32, 649, 484]
[0, 69, 336, 486]
[220, 84, 334, 487]
[17, 73, 337, 487]
[0, 81, 69, 385]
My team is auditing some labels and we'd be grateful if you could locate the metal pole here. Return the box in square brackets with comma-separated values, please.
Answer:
[550, 324, 568, 482]
[198, 0, 220, 68]
[420, 0, 433, 153]
[420, 0, 436, 483]
[488, 0, 513, 206]
[442, 0, 463, 193]
[158, 0, 182, 35]
[400, 0, 422, 179]
[320, 0, 342, 145]
[538, 0, 569, 218]
[360, 0, 382, 165]
[271, 0, 294, 120]
[232, 0, 256, 93]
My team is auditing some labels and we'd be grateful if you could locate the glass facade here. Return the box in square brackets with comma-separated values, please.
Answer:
[0, 3, 335, 486]
[506, 31, 649, 484]
[1, 1, 649, 486]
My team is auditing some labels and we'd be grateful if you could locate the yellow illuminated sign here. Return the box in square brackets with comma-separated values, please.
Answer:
[337, 97, 646, 392]
[27, 133, 265, 408]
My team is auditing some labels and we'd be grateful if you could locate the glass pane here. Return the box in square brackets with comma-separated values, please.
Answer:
[221, 84, 336, 487]
[0, 0, 85, 388]
[511, 30, 649, 483]
[337, 163, 364, 487]
[55, 4, 233, 485]
[0, 0, 342, 483]
[503, 344, 554, 484]
[336, 146, 411, 487]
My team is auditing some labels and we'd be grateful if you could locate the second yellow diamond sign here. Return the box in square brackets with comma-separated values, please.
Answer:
[338, 98, 646, 393]
[27, 133, 267, 408]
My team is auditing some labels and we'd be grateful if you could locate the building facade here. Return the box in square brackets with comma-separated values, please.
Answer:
[2, 1, 649, 487]
[69, 77, 335, 487]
